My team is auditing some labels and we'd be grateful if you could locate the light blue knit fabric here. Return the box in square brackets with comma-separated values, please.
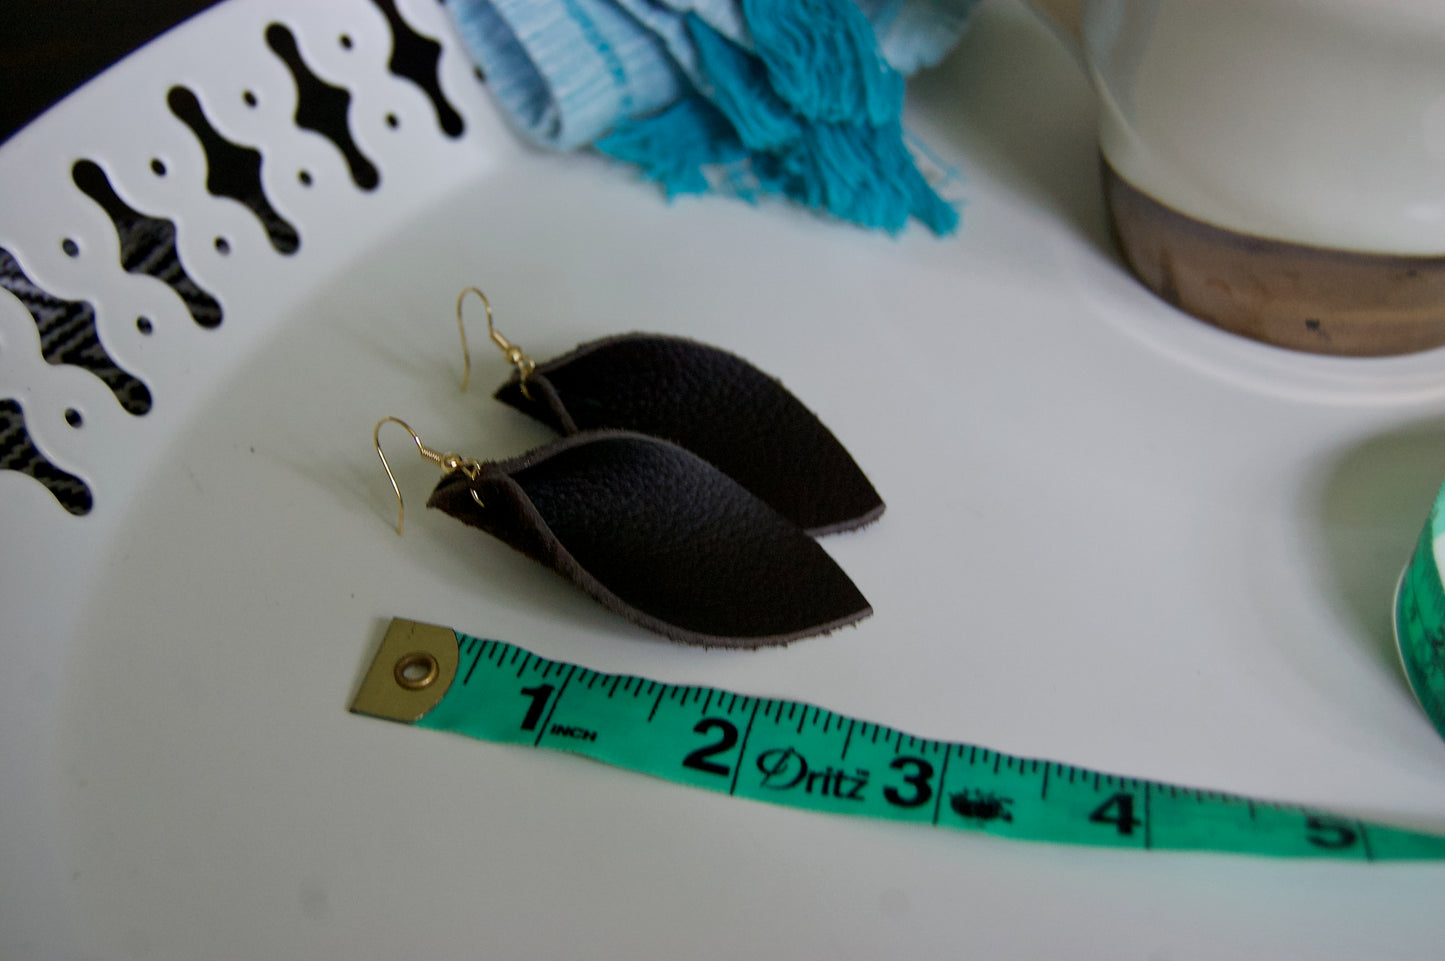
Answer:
[444, 0, 978, 234]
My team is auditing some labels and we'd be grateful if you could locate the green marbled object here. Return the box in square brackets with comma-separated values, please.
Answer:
[1395, 484, 1445, 742]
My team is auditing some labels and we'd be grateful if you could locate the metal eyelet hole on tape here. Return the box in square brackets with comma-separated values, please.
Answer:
[394, 652, 439, 690]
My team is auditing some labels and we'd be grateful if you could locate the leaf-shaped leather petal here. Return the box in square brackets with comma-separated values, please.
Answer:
[426, 430, 871, 647]
[494, 334, 883, 535]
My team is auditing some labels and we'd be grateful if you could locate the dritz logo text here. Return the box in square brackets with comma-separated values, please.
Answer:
[754, 747, 869, 800]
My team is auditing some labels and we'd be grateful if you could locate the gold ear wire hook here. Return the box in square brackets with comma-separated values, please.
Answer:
[374, 416, 484, 535]
[456, 286, 536, 398]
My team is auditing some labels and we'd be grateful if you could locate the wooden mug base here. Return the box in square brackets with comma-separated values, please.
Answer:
[1103, 161, 1445, 356]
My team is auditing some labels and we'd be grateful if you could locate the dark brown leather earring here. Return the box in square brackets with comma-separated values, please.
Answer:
[374, 418, 871, 648]
[457, 287, 883, 536]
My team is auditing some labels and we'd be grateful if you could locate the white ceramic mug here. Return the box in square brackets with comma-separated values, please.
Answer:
[1033, 0, 1445, 355]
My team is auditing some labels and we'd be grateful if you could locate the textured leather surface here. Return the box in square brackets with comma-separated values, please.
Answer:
[427, 430, 871, 647]
[493, 334, 884, 535]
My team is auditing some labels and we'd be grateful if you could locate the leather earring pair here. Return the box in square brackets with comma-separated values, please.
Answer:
[371, 290, 883, 649]
[456, 287, 884, 536]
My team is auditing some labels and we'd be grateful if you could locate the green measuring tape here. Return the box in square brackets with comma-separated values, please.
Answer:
[353, 618, 1445, 861]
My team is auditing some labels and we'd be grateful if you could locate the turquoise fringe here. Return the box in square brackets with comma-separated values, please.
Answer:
[597, 2, 957, 236]
[742, 0, 904, 126]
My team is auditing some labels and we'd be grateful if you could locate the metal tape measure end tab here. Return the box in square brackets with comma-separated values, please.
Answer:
[351, 618, 459, 722]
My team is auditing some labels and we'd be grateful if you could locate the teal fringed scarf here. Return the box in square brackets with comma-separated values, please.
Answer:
[445, 0, 977, 235]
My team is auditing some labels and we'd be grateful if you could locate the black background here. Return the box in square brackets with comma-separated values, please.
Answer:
[2, 1, 221, 144]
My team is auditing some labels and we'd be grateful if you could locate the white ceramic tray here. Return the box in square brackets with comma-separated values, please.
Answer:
[4, 1, 1445, 958]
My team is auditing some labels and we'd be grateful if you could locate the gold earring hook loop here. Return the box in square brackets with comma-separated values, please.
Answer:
[374, 416, 484, 535]
[456, 286, 536, 398]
